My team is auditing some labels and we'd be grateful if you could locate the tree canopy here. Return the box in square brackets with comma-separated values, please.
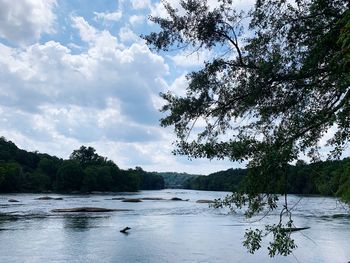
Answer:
[145, 0, 350, 257]
[0, 137, 164, 193]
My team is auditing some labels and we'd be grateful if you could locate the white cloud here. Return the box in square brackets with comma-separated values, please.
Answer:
[171, 49, 212, 67]
[0, 18, 169, 139]
[131, 0, 151, 10]
[0, 4, 238, 174]
[94, 10, 122, 23]
[150, 0, 253, 19]
[129, 15, 145, 26]
[119, 27, 142, 43]
[71, 16, 98, 43]
[0, 0, 56, 45]
[169, 74, 188, 97]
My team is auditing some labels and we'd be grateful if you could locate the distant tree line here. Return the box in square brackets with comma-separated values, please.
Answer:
[185, 160, 350, 203]
[0, 137, 164, 193]
[154, 172, 200, 189]
[184, 169, 246, 192]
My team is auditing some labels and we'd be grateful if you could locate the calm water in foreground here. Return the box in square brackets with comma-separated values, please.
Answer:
[0, 189, 349, 263]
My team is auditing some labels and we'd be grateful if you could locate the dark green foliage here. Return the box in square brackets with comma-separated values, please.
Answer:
[70, 146, 106, 167]
[0, 137, 164, 193]
[185, 159, 350, 202]
[185, 168, 246, 191]
[26, 172, 50, 192]
[156, 172, 200, 188]
[335, 160, 350, 202]
[145, 0, 350, 255]
[136, 167, 165, 190]
[0, 161, 22, 192]
[57, 160, 84, 191]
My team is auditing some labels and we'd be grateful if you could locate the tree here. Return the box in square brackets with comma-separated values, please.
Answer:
[70, 146, 106, 168]
[145, 0, 350, 256]
[26, 171, 50, 192]
[56, 160, 84, 191]
[0, 162, 22, 192]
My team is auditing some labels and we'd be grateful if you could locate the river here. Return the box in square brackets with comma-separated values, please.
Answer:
[0, 189, 349, 262]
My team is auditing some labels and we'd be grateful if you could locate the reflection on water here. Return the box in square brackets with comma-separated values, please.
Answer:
[0, 190, 349, 263]
[64, 215, 91, 230]
[63, 214, 109, 231]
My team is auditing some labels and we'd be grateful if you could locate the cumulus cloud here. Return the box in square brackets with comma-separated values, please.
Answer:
[0, 0, 56, 45]
[94, 10, 122, 23]
[119, 27, 142, 43]
[71, 16, 98, 43]
[129, 15, 145, 26]
[171, 49, 212, 68]
[0, 2, 239, 174]
[0, 18, 169, 147]
[131, 0, 151, 10]
[150, 0, 253, 19]
[169, 74, 188, 97]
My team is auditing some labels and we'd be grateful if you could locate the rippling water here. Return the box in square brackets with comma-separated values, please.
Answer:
[0, 190, 349, 263]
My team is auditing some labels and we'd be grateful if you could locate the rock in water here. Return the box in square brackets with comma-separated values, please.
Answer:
[36, 196, 63, 200]
[170, 197, 189, 201]
[141, 197, 165, 201]
[281, 227, 310, 232]
[122, 198, 142, 203]
[51, 207, 132, 212]
[120, 227, 131, 233]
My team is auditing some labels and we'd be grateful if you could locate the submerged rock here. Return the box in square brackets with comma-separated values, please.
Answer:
[141, 197, 165, 201]
[122, 198, 142, 203]
[51, 207, 132, 213]
[111, 197, 126, 200]
[170, 197, 189, 201]
[196, 199, 214, 204]
[36, 196, 63, 200]
[120, 226, 131, 234]
[8, 199, 20, 203]
[281, 227, 310, 232]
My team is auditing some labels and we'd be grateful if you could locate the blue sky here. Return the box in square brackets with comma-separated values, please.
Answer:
[0, 0, 254, 174]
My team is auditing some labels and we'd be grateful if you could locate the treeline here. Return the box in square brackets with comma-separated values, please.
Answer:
[0, 137, 164, 193]
[155, 172, 200, 189]
[184, 168, 246, 192]
[185, 160, 350, 203]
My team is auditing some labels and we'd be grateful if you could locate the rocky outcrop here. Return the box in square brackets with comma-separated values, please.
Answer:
[170, 197, 189, 201]
[141, 197, 165, 201]
[36, 196, 63, 200]
[8, 199, 19, 203]
[122, 198, 142, 202]
[51, 207, 132, 212]
[281, 227, 310, 232]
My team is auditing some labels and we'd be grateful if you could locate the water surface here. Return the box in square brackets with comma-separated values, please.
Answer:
[0, 190, 349, 262]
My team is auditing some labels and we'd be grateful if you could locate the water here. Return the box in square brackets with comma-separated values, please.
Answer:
[0, 190, 349, 263]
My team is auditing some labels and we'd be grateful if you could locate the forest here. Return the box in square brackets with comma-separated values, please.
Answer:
[1, 136, 349, 203]
[0, 137, 164, 193]
[185, 160, 350, 203]
[154, 172, 200, 189]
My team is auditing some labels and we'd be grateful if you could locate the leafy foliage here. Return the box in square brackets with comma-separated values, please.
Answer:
[185, 168, 246, 191]
[157, 172, 201, 188]
[0, 137, 164, 193]
[145, 0, 350, 256]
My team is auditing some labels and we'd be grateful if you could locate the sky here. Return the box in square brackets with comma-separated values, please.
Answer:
[1, 0, 347, 175]
[0, 0, 258, 174]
